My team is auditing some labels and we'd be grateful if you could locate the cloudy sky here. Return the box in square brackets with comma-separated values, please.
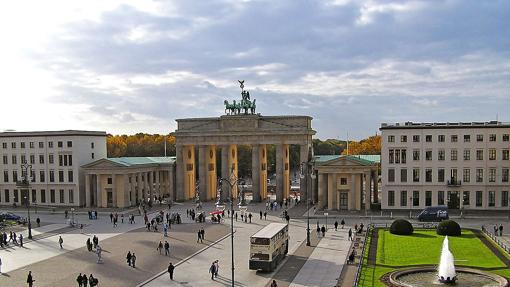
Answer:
[1, 0, 509, 139]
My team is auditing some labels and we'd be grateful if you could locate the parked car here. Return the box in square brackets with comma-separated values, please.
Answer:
[417, 206, 449, 222]
[0, 212, 22, 221]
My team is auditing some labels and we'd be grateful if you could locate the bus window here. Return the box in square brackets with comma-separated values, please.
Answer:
[251, 253, 269, 260]
[251, 237, 270, 245]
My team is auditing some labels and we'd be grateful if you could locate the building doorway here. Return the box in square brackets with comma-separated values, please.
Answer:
[447, 191, 460, 209]
[339, 191, 349, 210]
[107, 189, 113, 207]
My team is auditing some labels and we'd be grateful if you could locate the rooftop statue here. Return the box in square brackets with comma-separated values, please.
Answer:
[224, 80, 257, 115]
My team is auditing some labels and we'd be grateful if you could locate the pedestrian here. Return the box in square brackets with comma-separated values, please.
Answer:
[19, 233, 23, 247]
[209, 262, 216, 280]
[87, 238, 92, 252]
[248, 213, 252, 223]
[77, 273, 83, 287]
[197, 230, 202, 243]
[321, 225, 326, 237]
[0, 256, 2, 274]
[164, 241, 170, 256]
[285, 214, 290, 224]
[494, 225, 498, 236]
[36, 217, 41, 227]
[235, 212, 238, 221]
[126, 251, 132, 266]
[334, 221, 338, 231]
[82, 273, 88, 287]
[241, 213, 244, 222]
[93, 235, 98, 249]
[341, 219, 345, 229]
[121, 214, 124, 223]
[317, 225, 321, 237]
[271, 279, 278, 287]
[96, 245, 102, 263]
[499, 224, 504, 236]
[214, 260, 219, 277]
[27, 271, 34, 287]
[264, 211, 267, 220]
[168, 262, 175, 280]
[259, 210, 263, 220]
[65, 210, 69, 219]
[157, 241, 163, 254]
[109, 213, 113, 223]
[131, 253, 136, 268]
[89, 274, 98, 287]
[200, 228, 205, 241]
[348, 228, 353, 241]
[59, 236, 64, 249]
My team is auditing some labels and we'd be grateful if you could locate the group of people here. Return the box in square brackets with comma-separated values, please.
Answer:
[1, 231, 24, 248]
[493, 224, 504, 236]
[156, 241, 171, 255]
[125, 251, 137, 268]
[87, 210, 99, 220]
[209, 260, 220, 280]
[196, 228, 206, 243]
[76, 273, 99, 287]
[109, 212, 122, 226]
[334, 219, 346, 231]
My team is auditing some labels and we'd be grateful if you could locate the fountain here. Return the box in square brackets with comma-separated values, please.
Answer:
[438, 236, 456, 283]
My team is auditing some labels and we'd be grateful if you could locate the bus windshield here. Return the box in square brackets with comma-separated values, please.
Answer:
[251, 237, 270, 245]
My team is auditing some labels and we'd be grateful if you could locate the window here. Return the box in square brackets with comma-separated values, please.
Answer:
[451, 135, 458, 142]
[489, 149, 496, 160]
[438, 191, 445, 205]
[502, 150, 509, 160]
[50, 189, 55, 203]
[413, 168, 420, 182]
[388, 191, 395, 206]
[40, 189, 46, 203]
[21, 142, 26, 148]
[476, 150, 483, 160]
[40, 171, 45, 183]
[58, 170, 64, 182]
[489, 134, 496, 142]
[1, 143, 6, 149]
[400, 135, 407, 142]
[388, 135, 395, 143]
[476, 169, 483, 183]
[31, 189, 36, 203]
[30, 170, 35, 183]
[438, 149, 445, 161]
[68, 170, 73, 182]
[49, 154, 54, 164]
[425, 191, 432, 206]
[438, 168, 445, 182]
[463, 149, 470, 160]
[476, 134, 483, 142]
[58, 141, 63, 148]
[68, 155, 72, 166]
[413, 190, 419, 206]
[91, 153, 95, 159]
[400, 169, 407, 182]
[463, 191, 470, 206]
[59, 189, 65, 203]
[69, 189, 74, 204]
[3, 171, 8, 183]
[464, 135, 470, 142]
[91, 142, 95, 149]
[395, 149, 400, 164]
[13, 189, 18, 203]
[21, 155, 26, 164]
[502, 191, 508, 207]
[63, 155, 67, 166]
[425, 150, 432, 161]
[502, 168, 509, 182]
[425, 135, 432, 142]
[59, 155, 63, 166]
[425, 169, 432, 182]
[11, 142, 16, 148]
[39, 155, 44, 164]
[49, 170, 55, 182]
[30, 154, 35, 164]
[401, 149, 406, 164]
[400, 190, 407, 207]
[2, 155, 7, 164]
[503, 134, 509, 142]
[451, 149, 457, 161]
[488, 191, 495, 207]
[438, 135, 445, 142]
[48, 141, 53, 148]
[413, 150, 420, 161]
[450, 168, 458, 181]
[67, 141, 72, 147]
[413, 135, 420, 142]
[476, 191, 482, 207]
[11, 155, 16, 165]
[12, 171, 17, 182]
[463, 169, 470, 183]
[29, 142, 34, 148]
[389, 149, 394, 164]
[388, 169, 395, 182]
[340, 178, 347, 185]
[107, 177, 113, 184]
[489, 168, 496, 182]
[4, 189, 9, 202]
[38, 142, 44, 148]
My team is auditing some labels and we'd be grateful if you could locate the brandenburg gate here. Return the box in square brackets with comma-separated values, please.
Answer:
[174, 81, 316, 203]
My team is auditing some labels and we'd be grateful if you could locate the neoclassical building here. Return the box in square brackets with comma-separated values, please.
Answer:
[314, 155, 380, 211]
[82, 157, 174, 208]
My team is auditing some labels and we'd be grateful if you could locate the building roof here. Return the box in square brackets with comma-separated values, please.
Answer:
[314, 154, 380, 165]
[0, 130, 107, 137]
[380, 121, 510, 130]
[106, 156, 176, 167]
[251, 223, 288, 239]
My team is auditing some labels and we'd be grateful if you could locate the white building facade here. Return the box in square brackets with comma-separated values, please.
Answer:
[0, 130, 107, 207]
[380, 122, 510, 211]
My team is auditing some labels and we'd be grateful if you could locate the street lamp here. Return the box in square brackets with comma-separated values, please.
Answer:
[300, 144, 315, 247]
[218, 168, 243, 287]
[16, 163, 33, 239]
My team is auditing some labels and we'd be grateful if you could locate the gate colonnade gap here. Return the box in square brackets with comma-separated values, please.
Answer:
[173, 114, 315, 203]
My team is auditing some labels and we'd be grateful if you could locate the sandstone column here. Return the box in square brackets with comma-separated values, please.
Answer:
[183, 145, 196, 200]
[85, 174, 91, 207]
[276, 144, 284, 203]
[317, 172, 326, 209]
[350, 174, 356, 210]
[283, 144, 290, 201]
[175, 145, 184, 201]
[260, 144, 268, 201]
[198, 145, 207, 201]
[252, 144, 261, 202]
[96, 174, 101, 207]
[373, 170, 379, 203]
[221, 145, 229, 202]
[206, 145, 217, 201]
[112, 173, 117, 208]
[365, 171, 372, 210]
[327, 173, 334, 210]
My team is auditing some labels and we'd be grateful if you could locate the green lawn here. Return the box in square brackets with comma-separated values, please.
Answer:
[357, 229, 510, 287]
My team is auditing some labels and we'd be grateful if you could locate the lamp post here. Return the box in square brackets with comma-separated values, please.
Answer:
[218, 168, 242, 287]
[17, 163, 33, 239]
[71, 208, 75, 226]
[300, 145, 315, 247]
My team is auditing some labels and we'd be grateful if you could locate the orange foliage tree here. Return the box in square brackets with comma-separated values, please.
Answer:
[342, 135, 381, 155]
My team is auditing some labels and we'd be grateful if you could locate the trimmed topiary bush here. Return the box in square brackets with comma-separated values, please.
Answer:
[390, 219, 414, 235]
[436, 220, 461, 236]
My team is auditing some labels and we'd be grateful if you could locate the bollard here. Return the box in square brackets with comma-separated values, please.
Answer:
[390, 212, 393, 219]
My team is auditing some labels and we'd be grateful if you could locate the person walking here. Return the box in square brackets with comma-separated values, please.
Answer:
[157, 241, 163, 254]
[235, 212, 238, 221]
[248, 213, 253, 223]
[321, 225, 326, 237]
[200, 228, 205, 242]
[271, 279, 278, 287]
[19, 233, 23, 247]
[36, 217, 41, 227]
[197, 230, 202, 243]
[168, 262, 175, 280]
[126, 251, 132, 266]
[316, 225, 321, 237]
[348, 228, 353, 241]
[82, 273, 88, 287]
[209, 262, 216, 280]
[264, 211, 267, 220]
[341, 219, 345, 229]
[214, 260, 219, 278]
[499, 224, 504, 236]
[27, 271, 34, 287]
[131, 253, 136, 268]
[96, 245, 102, 263]
[259, 210, 263, 220]
[89, 274, 98, 287]
[164, 241, 170, 256]
[285, 214, 290, 224]
[76, 273, 83, 287]
[0, 256, 2, 274]
[87, 238, 92, 252]
[59, 236, 64, 249]
[109, 213, 113, 223]
[334, 221, 339, 231]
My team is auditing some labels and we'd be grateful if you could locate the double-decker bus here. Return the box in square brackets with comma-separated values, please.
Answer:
[249, 223, 289, 272]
